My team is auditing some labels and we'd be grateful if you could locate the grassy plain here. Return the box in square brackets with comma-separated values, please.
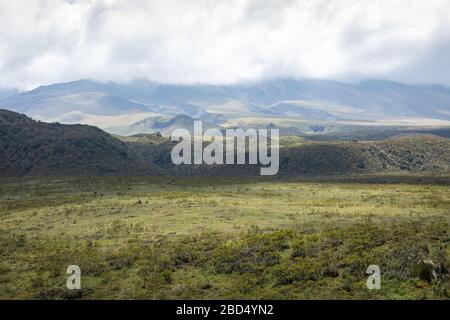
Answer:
[0, 176, 449, 299]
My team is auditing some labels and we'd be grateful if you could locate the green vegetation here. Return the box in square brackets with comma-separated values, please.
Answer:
[0, 176, 448, 299]
[2, 109, 450, 177]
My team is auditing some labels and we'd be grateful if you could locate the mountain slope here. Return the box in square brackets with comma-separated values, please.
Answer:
[107, 114, 220, 136]
[0, 84, 159, 117]
[0, 88, 18, 101]
[236, 79, 450, 120]
[279, 135, 450, 176]
[2, 78, 450, 132]
[0, 109, 156, 176]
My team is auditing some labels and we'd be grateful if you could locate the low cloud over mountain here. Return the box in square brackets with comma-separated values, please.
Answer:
[1, 1, 450, 89]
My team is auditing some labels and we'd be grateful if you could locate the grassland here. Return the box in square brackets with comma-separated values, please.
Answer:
[0, 176, 449, 299]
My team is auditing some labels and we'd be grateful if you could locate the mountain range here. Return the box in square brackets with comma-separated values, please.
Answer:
[1, 78, 449, 137]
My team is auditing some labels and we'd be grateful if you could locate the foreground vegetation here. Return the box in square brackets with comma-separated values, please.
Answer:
[0, 176, 449, 299]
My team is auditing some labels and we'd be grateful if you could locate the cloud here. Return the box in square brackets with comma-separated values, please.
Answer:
[0, 0, 450, 89]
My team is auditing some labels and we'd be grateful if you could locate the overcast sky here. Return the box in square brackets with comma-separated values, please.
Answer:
[1, 0, 450, 90]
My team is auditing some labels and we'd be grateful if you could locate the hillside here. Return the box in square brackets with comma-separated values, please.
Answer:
[0, 109, 156, 176]
[122, 133, 450, 177]
[1, 110, 449, 177]
[279, 135, 450, 176]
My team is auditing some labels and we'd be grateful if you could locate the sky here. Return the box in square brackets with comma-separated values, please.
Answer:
[1, 0, 450, 90]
